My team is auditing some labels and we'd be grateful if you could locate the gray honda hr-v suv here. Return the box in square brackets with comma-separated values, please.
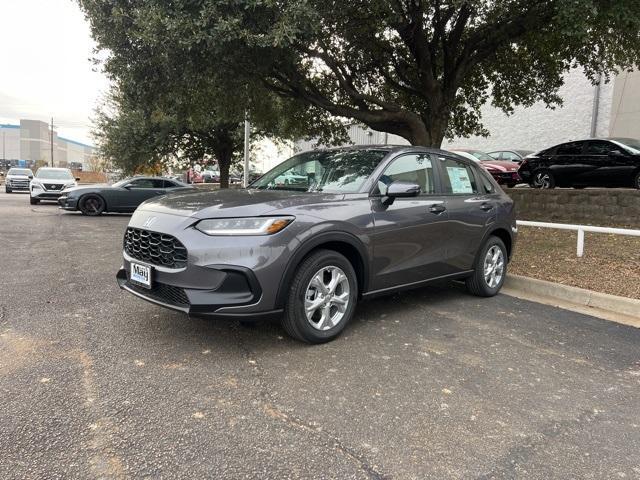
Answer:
[117, 146, 516, 343]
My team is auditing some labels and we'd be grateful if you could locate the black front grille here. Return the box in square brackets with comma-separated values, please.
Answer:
[126, 280, 190, 308]
[124, 227, 188, 269]
[44, 183, 63, 190]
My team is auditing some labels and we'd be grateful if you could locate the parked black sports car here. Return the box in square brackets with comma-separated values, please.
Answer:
[58, 176, 194, 215]
[518, 138, 640, 189]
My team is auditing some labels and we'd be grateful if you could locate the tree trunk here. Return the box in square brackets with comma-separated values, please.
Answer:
[217, 148, 232, 189]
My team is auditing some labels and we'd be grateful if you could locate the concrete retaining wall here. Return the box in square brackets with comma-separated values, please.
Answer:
[505, 188, 640, 228]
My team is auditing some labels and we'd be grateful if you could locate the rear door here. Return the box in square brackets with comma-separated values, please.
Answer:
[435, 154, 496, 272]
[552, 141, 587, 185]
[369, 153, 451, 291]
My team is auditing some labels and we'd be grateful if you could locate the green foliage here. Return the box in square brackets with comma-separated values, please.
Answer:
[82, 0, 640, 152]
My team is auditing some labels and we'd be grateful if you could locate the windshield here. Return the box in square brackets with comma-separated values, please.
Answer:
[36, 169, 73, 180]
[8, 168, 32, 176]
[471, 151, 495, 161]
[611, 138, 640, 154]
[250, 150, 387, 193]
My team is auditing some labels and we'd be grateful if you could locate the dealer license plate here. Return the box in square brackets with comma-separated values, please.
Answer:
[130, 262, 152, 289]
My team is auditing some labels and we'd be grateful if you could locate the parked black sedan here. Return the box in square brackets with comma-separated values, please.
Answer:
[58, 176, 194, 215]
[518, 138, 640, 189]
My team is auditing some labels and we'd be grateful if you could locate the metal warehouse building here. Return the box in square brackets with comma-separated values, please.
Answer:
[0, 119, 96, 170]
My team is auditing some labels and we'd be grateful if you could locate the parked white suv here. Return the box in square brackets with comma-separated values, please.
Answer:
[30, 167, 78, 205]
[5, 168, 34, 193]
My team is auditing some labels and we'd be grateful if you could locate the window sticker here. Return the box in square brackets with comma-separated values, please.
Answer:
[446, 166, 473, 193]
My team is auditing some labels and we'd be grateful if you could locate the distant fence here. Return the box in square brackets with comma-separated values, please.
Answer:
[506, 188, 640, 228]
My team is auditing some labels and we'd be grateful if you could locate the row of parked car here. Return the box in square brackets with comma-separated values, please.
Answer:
[451, 137, 640, 190]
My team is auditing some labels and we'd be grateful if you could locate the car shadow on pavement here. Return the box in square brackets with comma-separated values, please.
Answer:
[174, 281, 471, 353]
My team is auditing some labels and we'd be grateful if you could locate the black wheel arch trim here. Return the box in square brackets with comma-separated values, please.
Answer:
[274, 231, 370, 308]
[475, 225, 514, 265]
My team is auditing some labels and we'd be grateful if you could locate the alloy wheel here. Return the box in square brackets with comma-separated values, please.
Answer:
[483, 245, 505, 288]
[533, 172, 552, 189]
[304, 266, 350, 331]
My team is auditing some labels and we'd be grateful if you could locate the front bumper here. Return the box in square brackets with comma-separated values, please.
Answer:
[57, 195, 78, 210]
[31, 189, 64, 200]
[490, 171, 521, 185]
[116, 263, 282, 319]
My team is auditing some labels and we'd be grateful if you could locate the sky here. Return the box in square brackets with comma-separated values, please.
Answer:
[0, 0, 109, 146]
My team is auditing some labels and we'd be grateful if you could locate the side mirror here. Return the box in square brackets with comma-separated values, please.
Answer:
[610, 149, 625, 157]
[29, 175, 34, 179]
[75, 177, 81, 181]
[386, 181, 421, 198]
[123, 184, 132, 190]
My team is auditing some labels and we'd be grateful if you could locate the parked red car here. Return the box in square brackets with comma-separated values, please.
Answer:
[449, 148, 521, 188]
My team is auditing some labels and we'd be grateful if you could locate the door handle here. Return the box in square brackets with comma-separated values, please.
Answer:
[429, 204, 446, 214]
[480, 203, 494, 212]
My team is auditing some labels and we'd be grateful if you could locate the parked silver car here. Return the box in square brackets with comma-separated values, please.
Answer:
[5, 168, 34, 193]
[117, 146, 517, 343]
[30, 167, 78, 204]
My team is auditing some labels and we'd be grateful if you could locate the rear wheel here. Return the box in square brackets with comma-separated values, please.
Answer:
[79, 194, 105, 216]
[282, 249, 358, 344]
[466, 236, 508, 297]
[29, 197, 39, 205]
[531, 170, 555, 189]
[5, 187, 11, 193]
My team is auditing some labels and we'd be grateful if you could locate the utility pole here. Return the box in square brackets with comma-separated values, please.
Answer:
[50, 117, 54, 167]
[243, 113, 250, 187]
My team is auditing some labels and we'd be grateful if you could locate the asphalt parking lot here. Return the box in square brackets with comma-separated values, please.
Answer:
[1, 190, 639, 479]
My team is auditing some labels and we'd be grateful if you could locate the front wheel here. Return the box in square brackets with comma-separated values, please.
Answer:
[79, 194, 105, 216]
[29, 197, 39, 205]
[531, 170, 555, 189]
[466, 236, 508, 297]
[634, 171, 640, 190]
[282, 249, 358, 344]
[5, 188, 11, 193]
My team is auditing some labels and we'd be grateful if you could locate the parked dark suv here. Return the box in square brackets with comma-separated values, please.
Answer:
[518, 138, 640, 189]
[117, 146, 517, 343]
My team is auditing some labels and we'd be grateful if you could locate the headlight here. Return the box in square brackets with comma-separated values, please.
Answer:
[31, 182, 42, 190]
[195, 216, 294, 236]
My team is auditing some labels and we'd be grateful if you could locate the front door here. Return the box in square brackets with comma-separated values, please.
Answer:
[370, 153, 451, 291]
[122, 178, 166, 211]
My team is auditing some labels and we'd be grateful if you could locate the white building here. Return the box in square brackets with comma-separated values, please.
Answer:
[0, 119, 96, 170]
[295, 69, 640, 153]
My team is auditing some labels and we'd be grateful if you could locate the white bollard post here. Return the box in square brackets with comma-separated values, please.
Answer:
[577, 228, 584, 257]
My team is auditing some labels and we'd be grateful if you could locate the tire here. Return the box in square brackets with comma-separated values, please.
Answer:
[506, 183, 517, 189]
[5, 188, 11, 193]
[466, 236, 508, 297]
[79, 194, 105, 216]
[634, 171, 640, 190]
[531, 170, 555, 189]
[282, 249, 358, 344]
[29, 197, 39, 205]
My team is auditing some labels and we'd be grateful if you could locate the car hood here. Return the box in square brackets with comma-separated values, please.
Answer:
[138, 188, 344, 218]
[62, 184, 111, 193]
[480, 160, 519, 172]
[34, 178, 74, 184]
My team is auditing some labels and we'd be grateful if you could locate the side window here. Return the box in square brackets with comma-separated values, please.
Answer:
[585, 141, 617, 155]
[128, 179, 155, 189]
[440, 157, 478, 195]
[378, 154, 435, 195]
[150, 179, 165, 189]
[476, 167, 496, 194]
[556, 142, 583, 155]
[163, 180, 178, 188]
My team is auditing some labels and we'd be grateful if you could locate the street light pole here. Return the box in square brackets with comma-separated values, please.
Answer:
[50, 117, 54, 167]
[243, 113, 250, 187]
